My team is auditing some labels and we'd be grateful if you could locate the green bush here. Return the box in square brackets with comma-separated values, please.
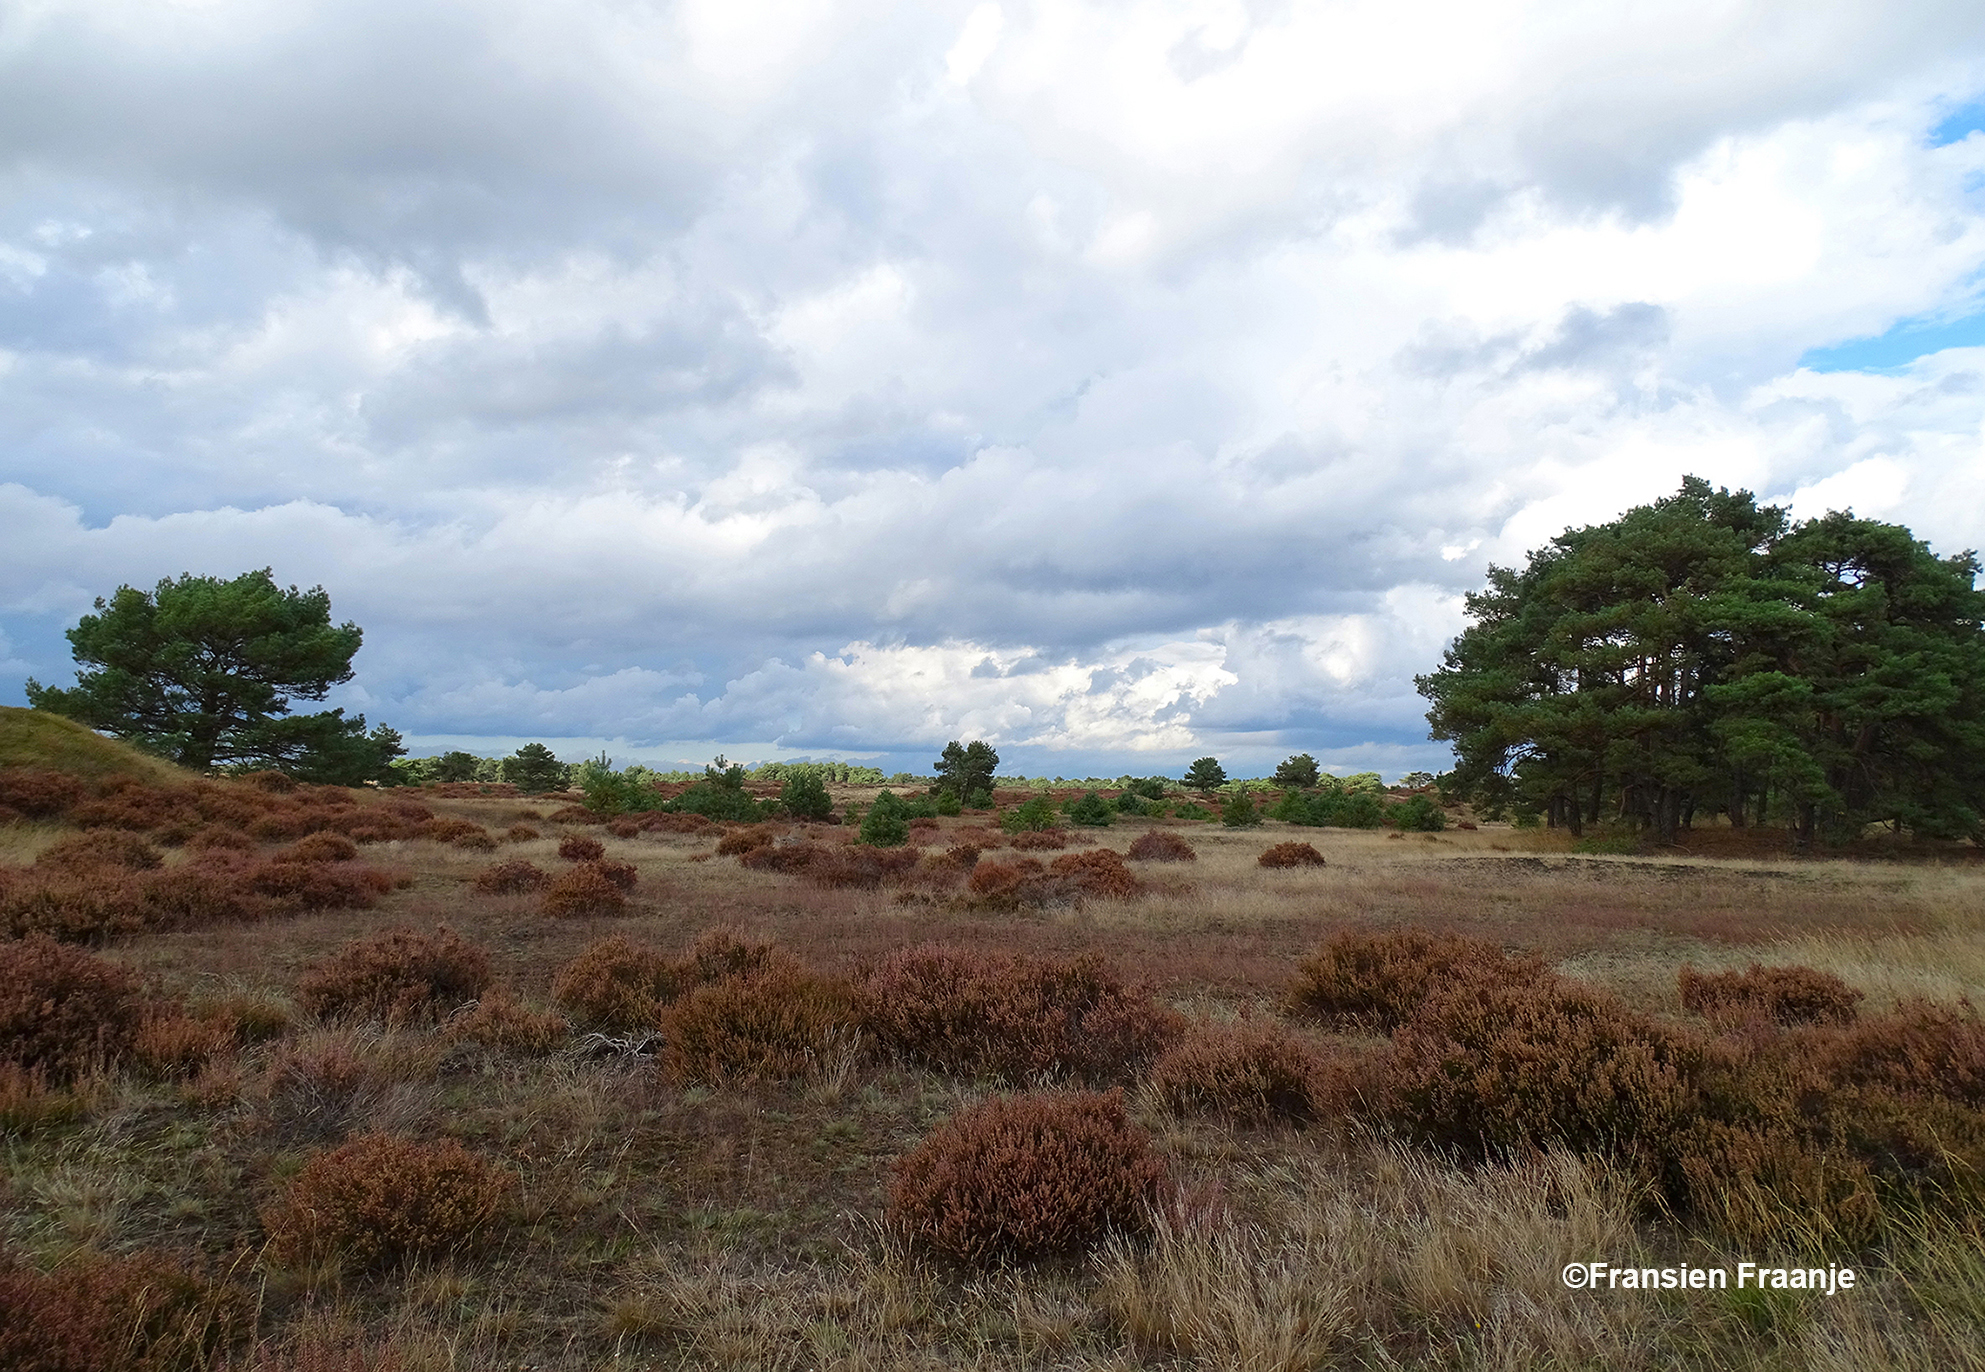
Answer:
[1220, 791, 1260, 828]
[1125, 777, 1169, 801]
[859, 791, 911, 847]
[1001, 794, 1061, 833]
[1064, 791, 1115, 827]
[1173, 802, 1212, 821]
[1387, 794, 1446, 831]
[779, 771, 834, 820]
[935, 790, 962, 817]
[668, 762, 768, 822]
[964, 786, 994, 810]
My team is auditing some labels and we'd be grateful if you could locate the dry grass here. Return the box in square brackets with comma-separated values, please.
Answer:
[4, 777, 1985, 1368]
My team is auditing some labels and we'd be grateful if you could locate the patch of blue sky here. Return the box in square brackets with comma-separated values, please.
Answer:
[1930, 101, 1985, 148]
[1800, 310, 1985, 373]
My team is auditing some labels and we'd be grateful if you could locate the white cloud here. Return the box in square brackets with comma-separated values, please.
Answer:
[4, 1, 1985, 777]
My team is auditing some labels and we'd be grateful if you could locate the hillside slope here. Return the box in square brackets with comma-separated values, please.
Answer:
[0, 705, 192, 784]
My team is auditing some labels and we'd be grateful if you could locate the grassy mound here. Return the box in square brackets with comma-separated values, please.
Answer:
[0, 707, 188, 786]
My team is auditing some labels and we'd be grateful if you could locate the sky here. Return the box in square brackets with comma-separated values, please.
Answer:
[3, 0, 1985, 780]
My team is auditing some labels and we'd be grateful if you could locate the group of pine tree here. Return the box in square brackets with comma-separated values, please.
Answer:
[1418, 477, 1985, 846]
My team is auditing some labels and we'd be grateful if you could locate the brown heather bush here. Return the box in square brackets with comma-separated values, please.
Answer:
[0, 936, 144, 1080]
[1283, 929, 1548, 1032]
[547, 804, 599, 824]
[634, 810, 723, 835]
[715, 824, 779, 857]
[857, 944, 1182, 1083]
[1127, 829, 1196, 862]
[888, 1090, 1166, 1265]
[679, 926, 791, 984]
[557, 833, 606, 861]
[1379, 980, 1702, 1162]
[0, 872, 148, 942]
[295, 927, 491, 1025]
[1817, 998, 1985, 1106]
[131, 1006, 236, 1079]
[0, 1250, 250, 1372]
[739, 839, 830, 875]
[185, 823, 255, 853]
[1010, 828, 1068, 851]
[1258, 841, 1326, 869]
[505, 823, 541, 841]
[810, 843, 922, 889]
[455, 830, 498, 852]
[1149, 1018, 1335, 1125]
[246, 857, 398, 911]
[1679, 963, 1863, 1028]
[272, 831, 359, 864]
[33, 829, 165, 874]
[1048, 847, 1142, 899]
[243, 769, 298, 793]
[0, 767, 85, 818]
[0, 1062, 87, 1133]
[262, 1133, 513, 1270]
[541, 863, 630, 917]
[445, 990, 568, 1055]
[471, 859, 552, 895]
[603, 818, 639, 839]
[418, 816, 489, 845]
[660, 964, 858, 1085]
[551, 935, 679, 1029]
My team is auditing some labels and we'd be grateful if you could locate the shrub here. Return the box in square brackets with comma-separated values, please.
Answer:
[716, 825, 778, 857]
[131, 1008, 235, 1079]
[1818, 999, 1985, 1106]
[0, 873, 149, 942]
[541, 864, 630, 917]
[780, 771, 834, 821]
[185, 824, 256, 854]
[1149, 1018, 1329, 1124]
[1679, 964, 1863, 1028]
[857, 945, 1179, 1083]
[1009, 828, 1068, 851]
[33, 830, 164, 874]
[679, 926, 791, 985]
[557, 834, 606, 862]
[1283, 929, 1545, 1032]
[551, 936, 678, 1029]
[1047, 848, 1142, 899]
[262, 1134, 512, 1270]
[888, 1090, 1166, 1265]
[295, 927, 491, 1025]
[1173, 802, 1212, 821]
[246, 859, 397, 911]
[1387, 794, 1447, 832]
[858, 791, 911, 847]
[445, 991, 568, 1055]
[1064, 792, 1115, 827]
[0, 936, 144, 1080]
[471, 859, 552, 895]
[1126, 829, 1195, 863]
[0, 768, 86, 818]
[418, 817, 489, 845]
[805, 843, 920, 888]
[739, 839, 832, 875]
[1219, 792, 1260, 828]
[0, 1250, 250, 1372]
[507, 823, 542, 841]
[660, 965, 857, 1085]
[1001, 795, 1061, 833]
[1258, 841, 1325, 868]
[1379, 980, 1701, 1160]
[272, 832, 359, 864]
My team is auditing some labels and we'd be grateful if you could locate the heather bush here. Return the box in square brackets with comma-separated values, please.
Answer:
[419, 816, 489, 845]
[445, 991, 568, 1055]
[1009, 828, 1068, 851]
[33, 829, 164, 874]
[262, 1133, 513, 1270]
[857, 944, 1180, 1083]
[0, 936, 144, 1080]
[131, 1007, 236, 1079]
[506, 823, 542, 841]
[679, 926, 792, 984]
[0, 872, 148, 942]
[557, 833, 606, 862]
[247, 858, 397, 911]
[541, 863, 630, 917]
[1283, 929, 1546, 1032]
[1149, 1018, 1330, 1124]
[660, 964, 858, 1085]
[551, 936, 679, 1029]
[1679, 963, 1863, 1028]
[471, 859, 552, 895]
[1047, 848, 1142, 899]
[1379, 980, 1702, 1161]
[295, 927, 491, 1025]
[1126, 830, 1195, 862]
[1817, 998, 1985, 1106]
[806, 843, 920, 888]
[716, 824, 778, 857]
[272, 832, 359, 864]
[1258, 841, 1325, 868]
[0, 768, 85, 818]
[0, 1250, 250, 1372]
[888, 1090, 1166, 1265]
[739, 839, 832, 875]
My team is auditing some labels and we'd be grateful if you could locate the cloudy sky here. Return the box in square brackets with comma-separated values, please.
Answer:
[4, 0, 1985, 779]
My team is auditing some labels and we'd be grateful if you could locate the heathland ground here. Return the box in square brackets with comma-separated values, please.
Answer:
[2, 714, 1982, 1370]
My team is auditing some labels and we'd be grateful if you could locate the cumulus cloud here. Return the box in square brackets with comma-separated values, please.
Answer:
[4, 0, 1985, 777]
